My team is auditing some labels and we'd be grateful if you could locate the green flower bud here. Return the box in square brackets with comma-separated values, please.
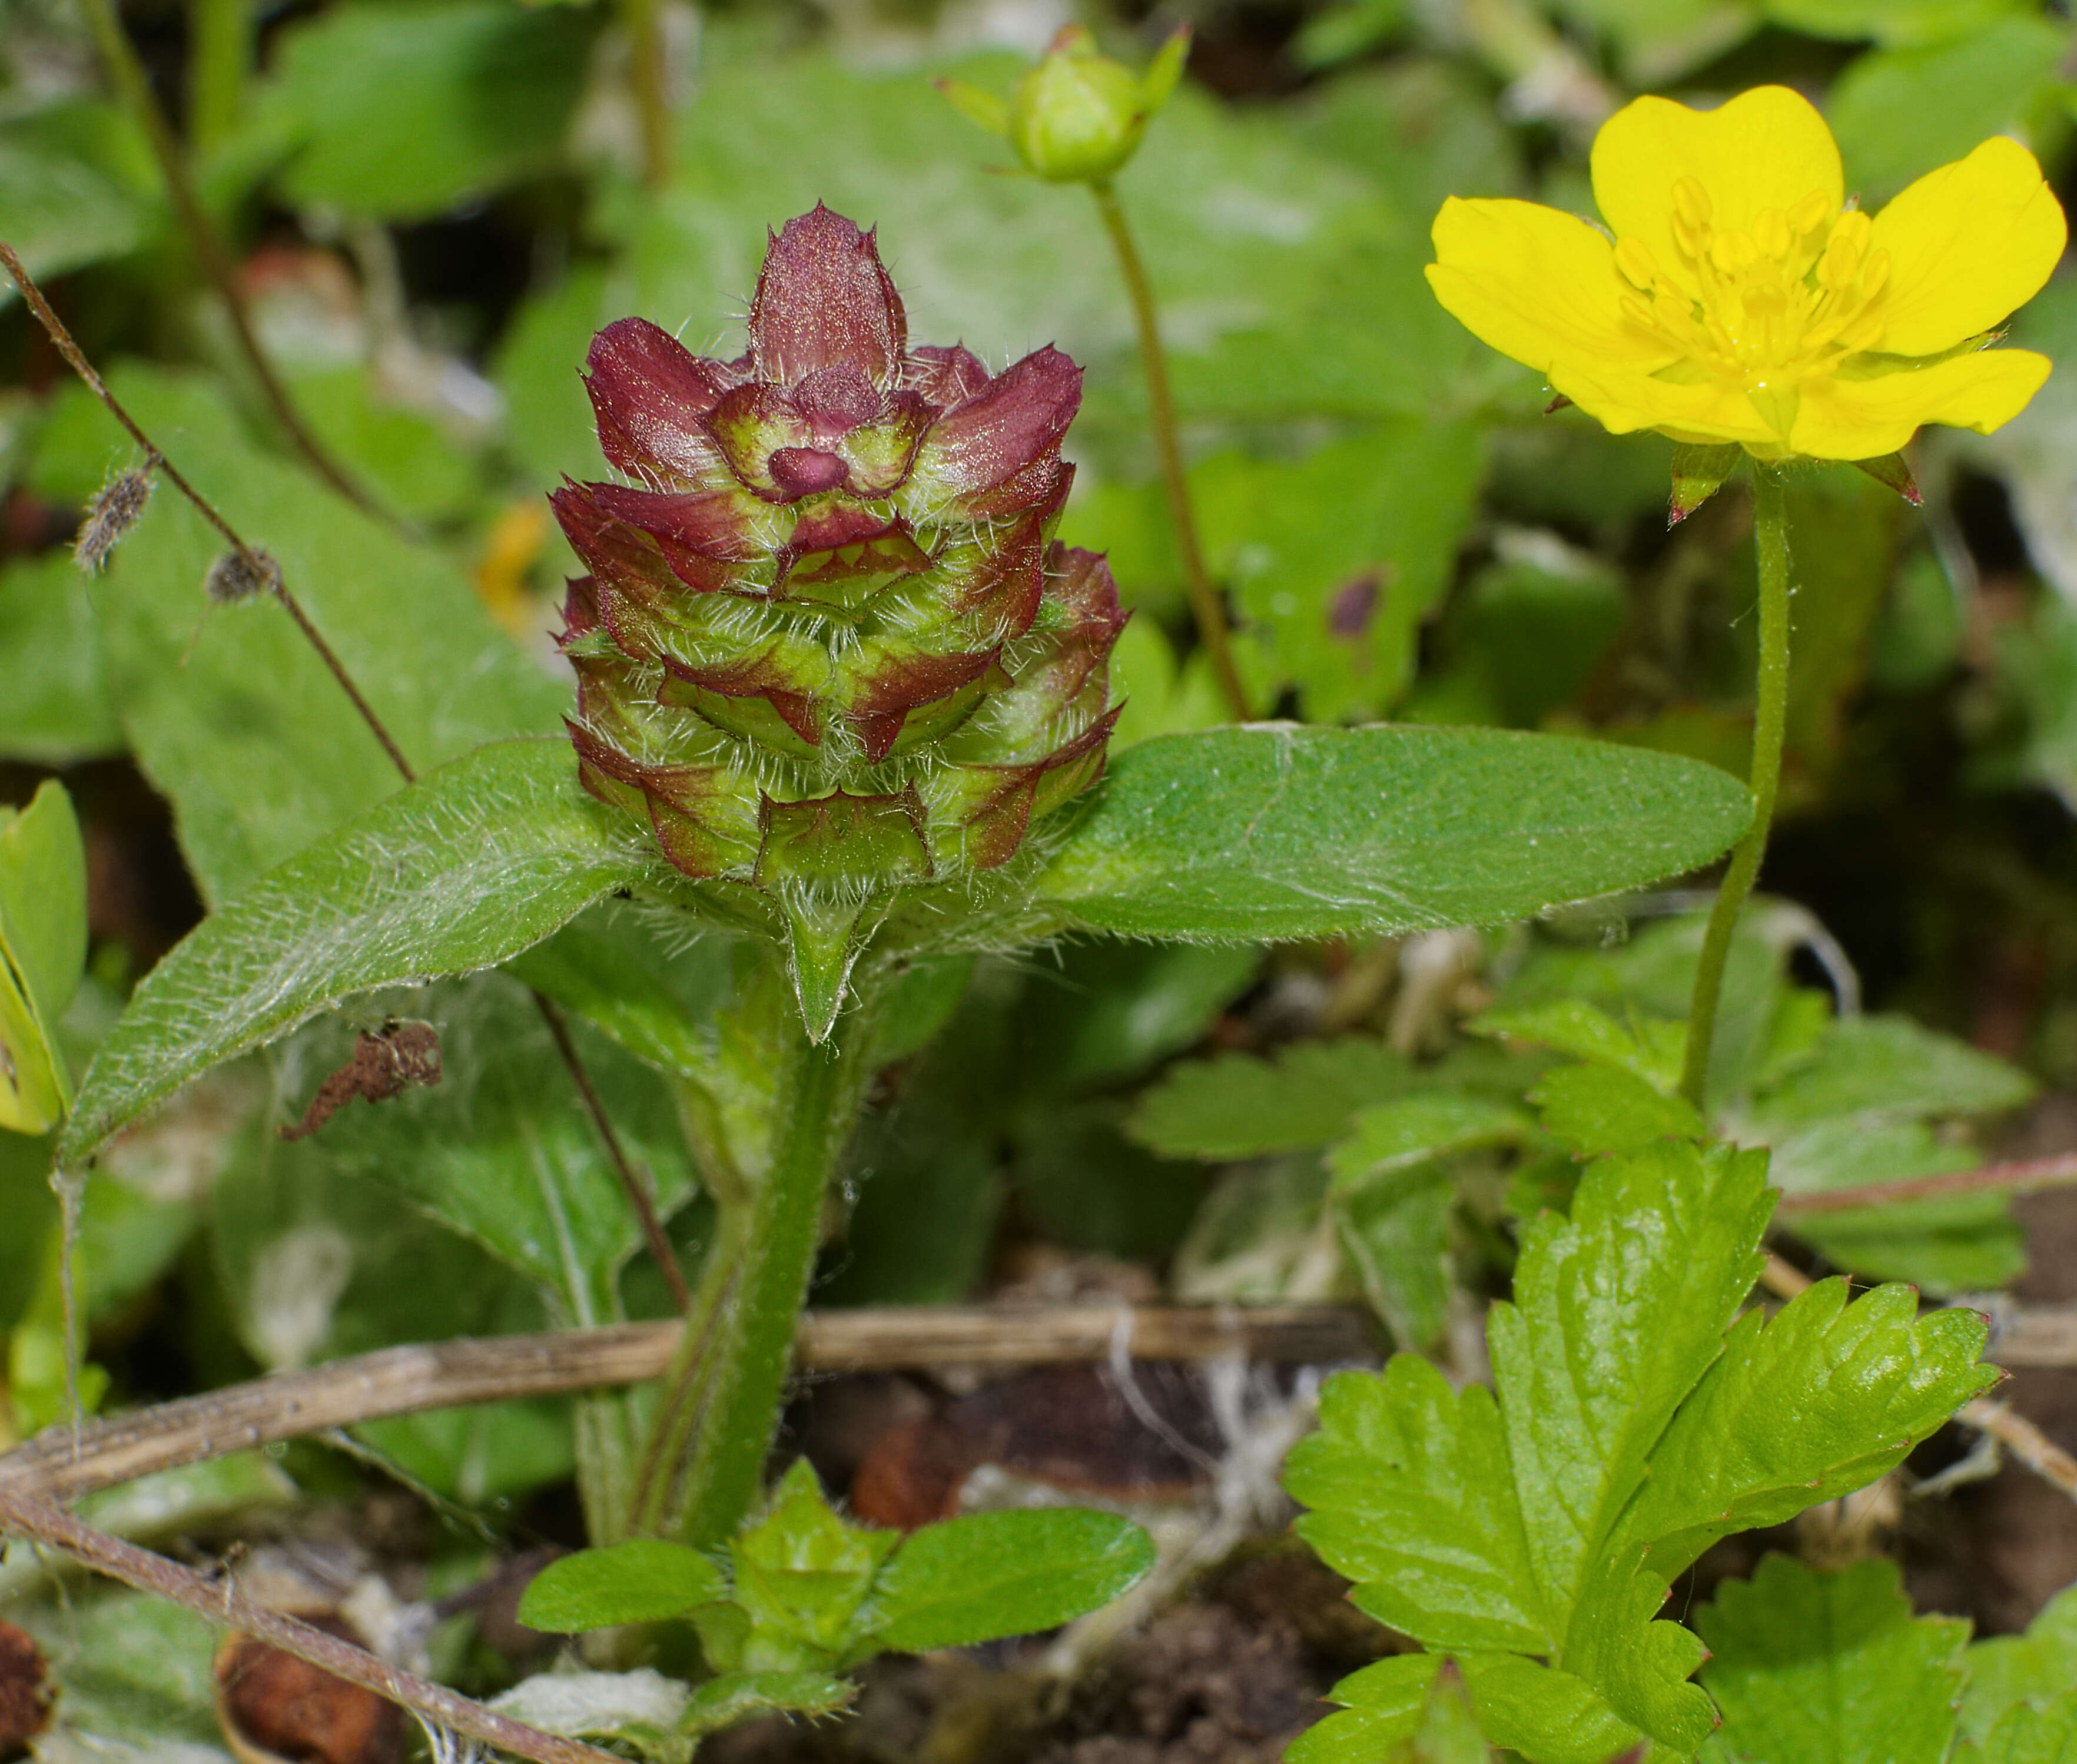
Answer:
[939, 24, 1190, 186]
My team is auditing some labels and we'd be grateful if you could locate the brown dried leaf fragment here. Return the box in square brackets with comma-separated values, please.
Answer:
[215, 1616, 407, 1764]
[74, 469, 154, 572]
[0, 1621, 52, 1760]
[281, 1022, 442, 1142]
[205, 548, 284, 605]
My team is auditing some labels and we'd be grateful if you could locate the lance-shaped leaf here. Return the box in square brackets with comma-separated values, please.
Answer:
[59, 741, 655, 1163]
[0, 781, 88, 1133]
[1035, 725, 1750, 941]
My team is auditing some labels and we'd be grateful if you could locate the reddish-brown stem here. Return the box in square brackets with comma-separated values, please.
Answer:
[74, 0, 396, 529]
[0, 241, 420, 785]
[1774, 1151, 2077, 1218]
[535, 993, 691, 1312]
[0, 1487, 623, 1764]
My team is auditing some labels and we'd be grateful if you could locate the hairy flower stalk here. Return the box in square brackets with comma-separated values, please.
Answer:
[555, 205, 1123, 1036]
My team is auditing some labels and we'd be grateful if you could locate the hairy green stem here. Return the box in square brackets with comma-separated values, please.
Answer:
[629, 1017, 855, 1544]
[1681, 463, 1792, 1109]
[1089, 181, 1251, 722]
[187, 0, 251, 158]
[623, 0, 672, 189]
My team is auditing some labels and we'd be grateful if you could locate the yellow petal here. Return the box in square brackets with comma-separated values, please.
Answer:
[1789, 349, 2053, 459]
[1869, 136, 2068, 358]
[1591, 87, 1843, 291]
[1545, 359, 1780, 448]
[1426, 196, 1678, 380]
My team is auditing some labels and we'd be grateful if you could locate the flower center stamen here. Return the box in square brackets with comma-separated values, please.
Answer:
[1614, 177, 1892, 423]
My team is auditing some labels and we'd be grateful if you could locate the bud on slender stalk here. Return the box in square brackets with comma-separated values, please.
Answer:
[556, 207, 1124, 1034]
[938, 24, 1190, 185]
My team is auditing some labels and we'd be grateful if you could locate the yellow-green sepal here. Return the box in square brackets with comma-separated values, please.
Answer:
[1668, 442, 1743, 527]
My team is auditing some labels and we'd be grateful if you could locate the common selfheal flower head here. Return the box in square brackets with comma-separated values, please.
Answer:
[555, 205, 1122, 904]
[1426, 87, 2066, 460]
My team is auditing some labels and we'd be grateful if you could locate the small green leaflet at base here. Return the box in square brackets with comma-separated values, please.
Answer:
[1697, 1556, 1966, 1764]
[519, 1540, 727, 1632]
[1037, 725, 1750, 941]
[872, 1506, 1157, 1653]
[59, 740, 656, 1164]
[1283, 1139, 1997, 1764]
[522, 1459, 1155, 1671]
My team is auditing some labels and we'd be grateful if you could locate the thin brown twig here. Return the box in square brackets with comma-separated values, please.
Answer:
[535, 993, 691, 1313]
[0, 1305, 1378, 1503]
[1774, 1152, 2077, 1218]
[0, 240, 420, 784]
[72, 0, 397, 529]
[0, 1486, 622, 1764]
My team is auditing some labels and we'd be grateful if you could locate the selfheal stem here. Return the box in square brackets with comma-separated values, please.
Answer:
[630, 1017, 858, 1544]
[1090, 181, 1252, 722]
[186, 0, 252, 158]
[1681, 463, 1791, 1109]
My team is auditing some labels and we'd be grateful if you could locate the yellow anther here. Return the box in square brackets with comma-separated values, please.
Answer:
[1614, 237, 1661, 290]
[1831, 208, 1872, 255]
[1754, 208, 1790, 260]
[1673, 177, 1713, 228]
[1818, 230, 1861, 291]
[1859, 248, 1891, 302]
[1709, 230, 1759, 274]
[1671, 213, 1703, 258]
[1789, 190, 1832, 234]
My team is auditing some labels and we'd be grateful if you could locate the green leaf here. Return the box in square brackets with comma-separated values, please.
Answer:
[680, 1672, 854, 1737]
[1335, 1169, 1455, 1352]
[1752, 1014, 2035, 1129]
[1287, 1140, 1988, 1760]
[1129, 1037, 1418, 1160]
[1961, 1585, 2077, 1743]
[314, 975, 697, 1325]
[1697, 1556, 1967, 1764]
[518, 1540, 727, 1633]
[1959, 1695, 2077, 1764]
[1478, 999, 1685, 1094]
[872, 1508, 1157, 1653]
[0, 99, 161, 285]
[1328, 1095, 1530, 1192]
[1293, 1656, 1444, 1764]
[0, 549, 123, 765]
[1825, 14, 2071, 202]
[1529, 1063, 1703, 1158]
[67, 367, 564, 904]
[0, 780, 87, 1133]
[505, 915, 724, 1085]
[489, 1666, 692, 1753]
[1038, 727, 1750, 941]
[59, 740, 651, 1163]
[260, 0, 600, 218]
[1624, 1281, 1996, 1576]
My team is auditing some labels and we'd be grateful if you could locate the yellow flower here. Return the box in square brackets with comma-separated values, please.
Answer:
[1427, 86, 2066, 460]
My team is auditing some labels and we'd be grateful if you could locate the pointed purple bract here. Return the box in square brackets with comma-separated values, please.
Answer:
[913, 346, 1082, 499]
[585, 317, 737, 483]
[748, 204, 907, 388]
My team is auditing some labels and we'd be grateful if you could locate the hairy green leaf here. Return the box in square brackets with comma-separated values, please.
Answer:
[1529, 1063, 1703, 1157]
[1285, 1138, 1993, 1762]
[1129, 1038, 1417, 1159]
[681, 1672, 854, 1737]
[1328, 1095, 1531, 1191]
[518, 1540, 728, 1634]
[0, 550, 123, 765]
[59, 741, 651, 1163]
[1038, 727, 1750, 941]
[1752, 1014, 2036, 1129]
[1962, 1586, 2077, 1743]
[872, 1508, 1157, 1653]
[1697, 1556, 1966, 1764]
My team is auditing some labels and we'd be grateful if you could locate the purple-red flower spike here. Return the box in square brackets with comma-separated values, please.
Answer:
[554, 207, 1122, 1031]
